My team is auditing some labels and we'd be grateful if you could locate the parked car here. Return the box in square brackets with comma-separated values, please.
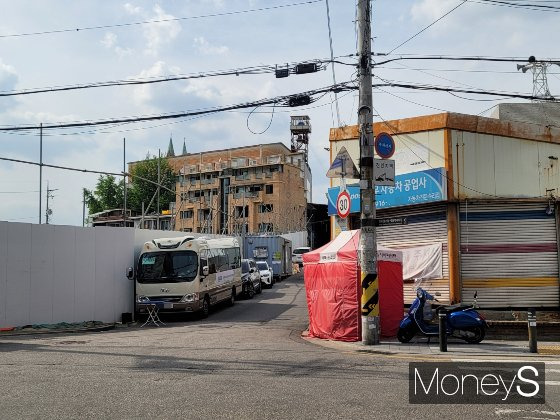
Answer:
[292, 246, 311, 267]
[256, 260, 273, 288]
[241, 258, 262, 298]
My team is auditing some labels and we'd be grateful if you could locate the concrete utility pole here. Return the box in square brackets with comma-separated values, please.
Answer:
[45, 181, 57, 225]
[39, 123, 43, 224]
[123, 138, 127, 227]
[157, 149, 161, 230]
[357, 0, 379, 345]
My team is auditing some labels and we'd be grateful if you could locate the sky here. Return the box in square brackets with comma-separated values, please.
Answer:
[0, 0, 559, 226]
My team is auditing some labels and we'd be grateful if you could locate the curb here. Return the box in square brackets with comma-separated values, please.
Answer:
[302, 333, 560, 360]
[0, 324, 115, 337]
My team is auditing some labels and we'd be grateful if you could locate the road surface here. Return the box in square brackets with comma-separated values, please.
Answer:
[0, 274, 558, 419]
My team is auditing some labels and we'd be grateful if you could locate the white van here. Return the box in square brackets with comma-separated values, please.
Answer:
[292, 246, 311, 267]
[132, 236, 242, 318]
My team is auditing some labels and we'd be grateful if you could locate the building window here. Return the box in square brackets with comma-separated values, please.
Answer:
[265, 184, 273, 194]
[235, 206, 249, 218]
[258, 204, 273, 213]
[180, 210, 193, 219]
[258, 223, 274, 233]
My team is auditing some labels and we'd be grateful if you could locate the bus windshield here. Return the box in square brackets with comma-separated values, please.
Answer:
[138, 251, 198, 283]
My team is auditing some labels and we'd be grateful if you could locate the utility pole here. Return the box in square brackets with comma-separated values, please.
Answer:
[357, 0, 379, 345]
[157, 149, 161, 230]
[123, 138, 127, 227]
[39, 123, 43, 224]
[82, 189, 86, 227]
[45, 181, 57, 225]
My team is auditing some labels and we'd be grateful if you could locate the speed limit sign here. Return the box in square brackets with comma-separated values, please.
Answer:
[336, 190, 351, 219]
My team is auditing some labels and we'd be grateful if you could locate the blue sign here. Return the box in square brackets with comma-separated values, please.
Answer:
[327, 168, 447, 216]
[374, 132, 395, 159]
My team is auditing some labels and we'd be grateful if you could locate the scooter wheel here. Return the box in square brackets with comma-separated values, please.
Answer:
[464, 326, 485, 344]
[397, 328, 415, 343]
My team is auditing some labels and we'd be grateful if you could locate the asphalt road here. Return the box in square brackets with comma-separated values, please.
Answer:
[0, 274, 558, 419]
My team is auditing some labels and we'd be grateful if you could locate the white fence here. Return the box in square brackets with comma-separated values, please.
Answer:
[0, 222, 223, 328]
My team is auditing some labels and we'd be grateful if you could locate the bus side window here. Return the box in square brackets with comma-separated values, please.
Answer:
[200, 249, 208, 275]
[208, 249, 217, 274]
[215, 248, 228, 272]
[226, 247, 240, 269]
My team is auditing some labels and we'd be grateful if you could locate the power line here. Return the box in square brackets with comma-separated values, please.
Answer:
[0, 66, 273, 97]
[467, 0, 560, 11]
[0, 0, 323, 39]
[372, 54, 560, 67]
[375, 65, 560, 75]
[372, 78, 557, 101]
[387, 1, 467, 54]
[0, 82, 355, 132]
[0, 190, 41, 194]
[0, 58, 332, 97]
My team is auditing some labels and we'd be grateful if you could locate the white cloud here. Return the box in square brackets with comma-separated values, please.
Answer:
[124, 2, 142, 15]
[101, 32, 117, 49]
[411, 0, 459, 23]
[143, 5, 182, 56]
[193, 36, 229, 56]
[100, 32, 133, 58]
[0, 59, 19, 113]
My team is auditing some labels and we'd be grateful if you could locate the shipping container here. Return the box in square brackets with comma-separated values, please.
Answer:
[243, 235, 293, 280]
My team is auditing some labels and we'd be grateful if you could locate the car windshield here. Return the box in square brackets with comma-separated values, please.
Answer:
[241, 260, 249, 273]
[138, 251, 198, 283]
[256, 262, 268, 270]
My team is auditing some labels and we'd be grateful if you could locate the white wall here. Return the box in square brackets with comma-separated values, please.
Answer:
[452, 130, 560, 198]
[280, 231, 307, 250]
[0, 223, 227, 328]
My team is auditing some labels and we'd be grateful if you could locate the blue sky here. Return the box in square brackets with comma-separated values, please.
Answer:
[0, 0, 558, 225]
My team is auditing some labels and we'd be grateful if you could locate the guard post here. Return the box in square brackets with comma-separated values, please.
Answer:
[528, 308, 537, 353]
[438, 309, 448, 352]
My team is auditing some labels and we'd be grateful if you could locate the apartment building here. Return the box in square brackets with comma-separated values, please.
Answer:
[167, 143, 311, 235]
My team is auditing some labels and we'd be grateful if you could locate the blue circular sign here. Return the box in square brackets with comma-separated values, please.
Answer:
[374, 132, 395, 159]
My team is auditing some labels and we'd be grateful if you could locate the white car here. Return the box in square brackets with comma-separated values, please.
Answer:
[292, 246, 311, 267]
[256, 261, 274, 288]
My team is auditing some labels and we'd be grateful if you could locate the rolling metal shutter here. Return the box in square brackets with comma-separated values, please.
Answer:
[377, 204, 449, 304]
[460, 201, 559, 308]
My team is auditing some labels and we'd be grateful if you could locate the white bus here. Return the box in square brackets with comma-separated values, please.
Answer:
[132, 236, 242, 318]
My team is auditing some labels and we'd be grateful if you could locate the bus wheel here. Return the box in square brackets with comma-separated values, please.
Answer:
[200, 296, 210, 319]
[228, 288, 236, 306]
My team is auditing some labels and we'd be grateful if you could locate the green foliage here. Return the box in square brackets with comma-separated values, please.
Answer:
[84, 154, 176, 217]
[84, 175, 123, 215]
[127, 154, 176, 213]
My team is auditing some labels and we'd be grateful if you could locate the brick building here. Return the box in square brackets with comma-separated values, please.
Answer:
[166, 142, 311, 234]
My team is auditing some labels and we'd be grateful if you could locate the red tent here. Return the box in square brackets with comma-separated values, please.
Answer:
[303, 230, 404, 342]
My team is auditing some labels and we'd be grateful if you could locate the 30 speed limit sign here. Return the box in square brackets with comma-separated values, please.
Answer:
[336, 190, 351, 219]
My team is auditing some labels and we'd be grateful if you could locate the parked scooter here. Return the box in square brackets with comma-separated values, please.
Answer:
[397, 286, 488, 344]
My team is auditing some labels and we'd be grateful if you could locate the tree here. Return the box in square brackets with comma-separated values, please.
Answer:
[84, 175, 124, 215]
[127, 154, 176, 214]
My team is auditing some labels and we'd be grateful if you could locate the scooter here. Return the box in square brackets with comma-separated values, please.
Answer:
[397, 288, 488, 344]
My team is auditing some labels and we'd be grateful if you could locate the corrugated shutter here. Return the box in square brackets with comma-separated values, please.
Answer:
[377, 204, 449, 304]
[460, 201, 559, 308]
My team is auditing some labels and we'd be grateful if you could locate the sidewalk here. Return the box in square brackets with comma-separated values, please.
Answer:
[303, 333, 560, 359]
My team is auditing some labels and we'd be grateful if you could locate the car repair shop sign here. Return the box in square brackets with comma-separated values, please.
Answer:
[327, 167, 447, 216]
